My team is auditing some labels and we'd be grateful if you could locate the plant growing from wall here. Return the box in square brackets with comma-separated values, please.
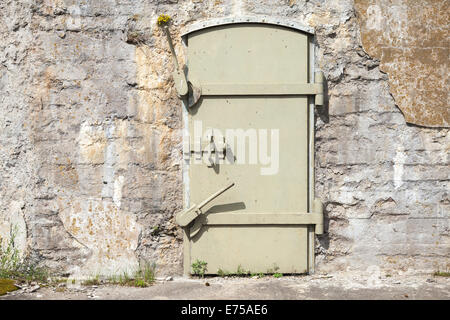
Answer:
[236, 265, 250, 277]
[157, 14, 171, 26]
[191, 259, 208, 277]
[250, 272, 264, 278]
[217, 268, 230, 277]
[0, 225, 20, 274]
[125, 13, 147, 46]
[273, 273, 283, 278]
[0, 225, 48, 283]
[433, 270, 450, 277]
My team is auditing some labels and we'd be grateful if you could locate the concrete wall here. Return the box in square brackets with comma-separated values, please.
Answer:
[0, 0, 448, 277]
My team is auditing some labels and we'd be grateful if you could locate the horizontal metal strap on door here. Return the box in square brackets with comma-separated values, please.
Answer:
[200, 83, 323, 96]
[201, 212, 323, 225]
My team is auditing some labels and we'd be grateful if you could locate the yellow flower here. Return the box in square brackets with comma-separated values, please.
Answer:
[157, 14, 171, 26]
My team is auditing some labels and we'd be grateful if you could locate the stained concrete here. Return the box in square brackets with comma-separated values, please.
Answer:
[355, 0, 449, 127]
[1, 272, 449, 300]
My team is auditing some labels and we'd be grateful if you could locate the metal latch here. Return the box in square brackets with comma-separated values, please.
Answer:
[175, 182, 235, 227]
[183, 134, 227, 165]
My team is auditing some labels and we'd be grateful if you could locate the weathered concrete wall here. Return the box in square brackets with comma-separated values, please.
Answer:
[0, 0, 448, 277]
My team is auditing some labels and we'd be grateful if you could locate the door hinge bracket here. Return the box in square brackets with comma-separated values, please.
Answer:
[182, 72, 326, 106]
[312, 198, 324, 235]
[314, 71, 325, 106]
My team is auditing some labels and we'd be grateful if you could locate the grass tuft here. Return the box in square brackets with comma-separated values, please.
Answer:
[0, 226, 49, 283]
[433, 271, 450, 277]
[106, 262, 156, 287]
[273, 273, 283, 278]
[82, 274, 101, 286]
[217, 267, 265, 278]
[191, 260, 208, 278]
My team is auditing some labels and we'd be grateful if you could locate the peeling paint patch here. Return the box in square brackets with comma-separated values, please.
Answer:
[58, 198, 142, 277]
[355, 0, 449, 127]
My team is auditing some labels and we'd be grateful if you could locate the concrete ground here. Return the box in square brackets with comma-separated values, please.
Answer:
[1, 271, 449, 300]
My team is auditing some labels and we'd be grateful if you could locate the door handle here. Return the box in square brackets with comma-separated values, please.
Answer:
[175, 182, 235, 227]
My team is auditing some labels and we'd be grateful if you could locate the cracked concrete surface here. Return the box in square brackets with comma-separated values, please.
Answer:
[1, 272, 449, 300]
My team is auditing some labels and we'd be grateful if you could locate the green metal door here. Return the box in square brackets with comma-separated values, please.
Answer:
[177, 20, 323, 275]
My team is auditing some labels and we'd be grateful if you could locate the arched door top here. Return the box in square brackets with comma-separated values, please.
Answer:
[181, 15, 314, 40]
